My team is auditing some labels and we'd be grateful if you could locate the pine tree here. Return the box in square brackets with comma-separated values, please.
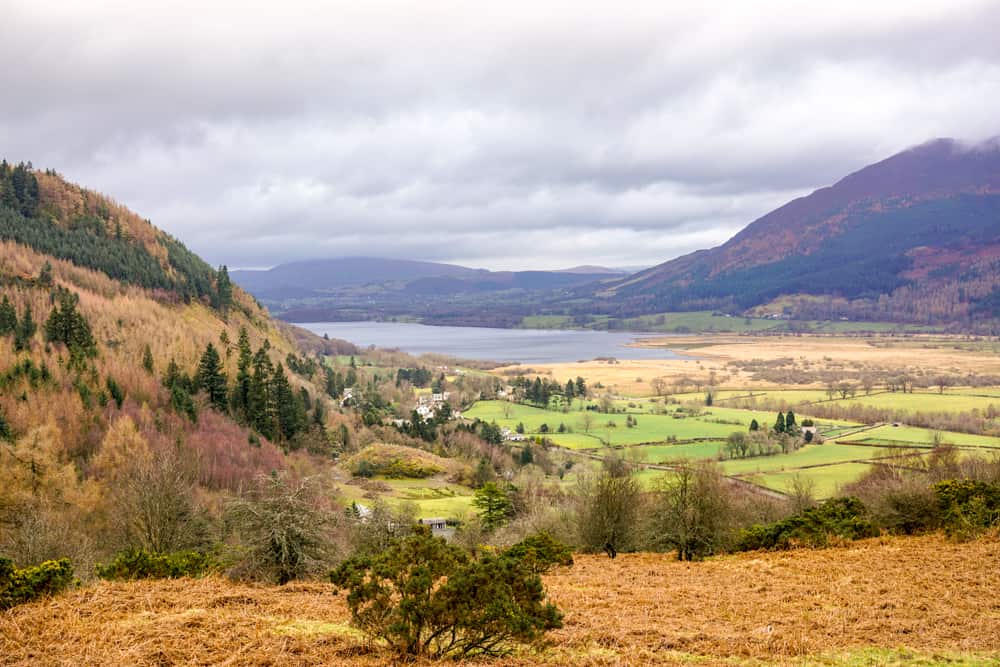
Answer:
[272, 363, 304, 442]
[784, 410, 797, 432]
[215, 265, 233, 314]
[249, 347, 276, 439]
[0, 295, 16, 336]
[749, 418, 759, 432]
[232, 327, 253, 418]
[14, 303, 36, 351]
[774, 412, 786, 434]
[142, 344, 154, 374]
[197, 343, 229, 412]
[44, 291, 95, 358]
[38, 262, 53, 287]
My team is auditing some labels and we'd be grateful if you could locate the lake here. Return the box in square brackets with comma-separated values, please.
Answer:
[295, 321, 684, 364]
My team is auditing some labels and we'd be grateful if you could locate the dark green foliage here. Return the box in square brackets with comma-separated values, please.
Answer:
[95, 548, 217, 580]
[737, 497, 878, 551]
[37, 261, 53, 287]
[272, 363, 306, 442]
[0, 556, 74, 610]
[749, 418, 759, 432]
[473, 482, 514, 530]
[329, 527, 563, 658]
[142, 344, 154, 374]
[164, 359, 198, 422]
[44, 290, 96, 358]
[14, 303, 35, 351]
[214, 265, 233, 313]
[933, 479, 1000, 539]
[785, 410, 797, 431]
[501, 533, 574, 574]
[0, 169, 225, 306]
[0, 294, 16, 335]
[774, 412, 786, 434]
[105, 376, 125, 409]
[396, 367, 431, 387]
[232, 327, 253, 418]
[0, 161, 40, 218]
[0, 407, 9, 440]
[196, 343, 229, 412]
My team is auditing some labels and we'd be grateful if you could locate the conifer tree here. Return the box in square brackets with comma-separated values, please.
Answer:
[14, 303, 35, 351]
[272, 363, 304, 442]
[215, 265, 233, 314]
[249, 347, 276, 439]
[785, 410, 797, 432]
[232, 327, 253, 418]
[774, 412, 786, 434]
[44, 291, 95, 358]
[142, 344, 154, 374]
[0, 295, 16, 336]
[196, 343, 229, 412]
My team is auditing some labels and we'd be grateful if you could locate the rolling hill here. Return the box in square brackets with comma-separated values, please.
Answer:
[602, 137, 1000, 328]
[232, 257, 624, 324]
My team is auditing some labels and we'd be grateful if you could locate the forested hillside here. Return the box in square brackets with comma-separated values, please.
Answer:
[0, 162, 534, 585]
[0, 162, 362, 570]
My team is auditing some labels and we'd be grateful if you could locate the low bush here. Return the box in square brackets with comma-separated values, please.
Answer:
[934, 479, 1000, 540]
[330, 526, 564, 658]
[0, 556, 75, 609]
[95, 548, 217, 580]
[737, 497, 878, 551]
[501, 533, 574, 574]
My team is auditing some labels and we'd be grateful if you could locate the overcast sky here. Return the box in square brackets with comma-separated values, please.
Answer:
[3, 1, 1000, 271]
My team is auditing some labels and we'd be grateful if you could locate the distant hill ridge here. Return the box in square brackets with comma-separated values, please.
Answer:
[602, 137, 1000, 328]
[232, 257, 625, 301]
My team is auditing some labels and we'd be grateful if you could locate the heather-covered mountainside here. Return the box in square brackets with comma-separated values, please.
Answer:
[603, 138, 1000, 328]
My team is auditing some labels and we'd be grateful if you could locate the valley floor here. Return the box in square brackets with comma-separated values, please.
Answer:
[3, 534, 998, 666]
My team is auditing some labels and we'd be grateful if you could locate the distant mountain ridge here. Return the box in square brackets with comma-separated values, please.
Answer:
[232, 257, 625, 302]
[602, 137, 1000, 328]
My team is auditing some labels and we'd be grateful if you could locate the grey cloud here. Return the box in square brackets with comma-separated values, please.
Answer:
[2, 0, 999, 270]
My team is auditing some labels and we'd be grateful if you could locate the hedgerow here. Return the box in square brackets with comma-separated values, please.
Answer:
[0, 556, 75, 609]
[95, 549, 218, 581]
[737, 497, 878, 551]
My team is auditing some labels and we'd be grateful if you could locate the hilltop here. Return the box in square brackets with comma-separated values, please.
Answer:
[601, 138, 1000, 328]
[3, 534, 998, 665]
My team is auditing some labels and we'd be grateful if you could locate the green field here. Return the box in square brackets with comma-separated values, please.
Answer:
[826, 391, 1000, 414]
[841, 424, 1000, 449]
[717, 443, 889, 476]
[463, 400, 804, 448]
[748, 462, 877, 498]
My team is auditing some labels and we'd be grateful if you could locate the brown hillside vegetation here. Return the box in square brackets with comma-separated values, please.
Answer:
[2, 535, 998, 666]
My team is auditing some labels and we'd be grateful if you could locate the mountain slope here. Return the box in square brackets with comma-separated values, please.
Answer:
[605, 138, 1000, 327]
[0, 162, 360, 567]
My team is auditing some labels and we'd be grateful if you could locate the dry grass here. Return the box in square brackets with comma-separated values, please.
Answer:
[3, 534, 999, 666]
[502, 334, 1000, 396]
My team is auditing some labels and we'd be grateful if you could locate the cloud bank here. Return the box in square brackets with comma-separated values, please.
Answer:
[3, 0, 999, 269]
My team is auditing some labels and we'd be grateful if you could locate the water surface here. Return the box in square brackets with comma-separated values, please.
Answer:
[296, 321, 683, 364]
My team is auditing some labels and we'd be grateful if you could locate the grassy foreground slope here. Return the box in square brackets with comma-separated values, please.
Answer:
[2, 535, 997, 666]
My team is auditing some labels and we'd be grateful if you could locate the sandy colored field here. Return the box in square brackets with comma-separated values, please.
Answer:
[498, 334, 1000, 396]
[3, 535, 999, 666]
